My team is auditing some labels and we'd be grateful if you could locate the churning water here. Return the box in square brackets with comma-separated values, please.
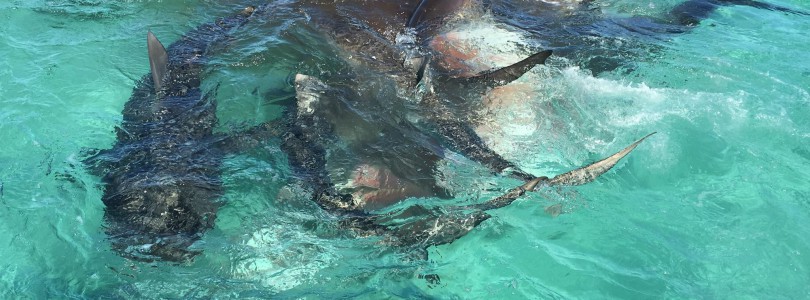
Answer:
[1, 0, 808, 298]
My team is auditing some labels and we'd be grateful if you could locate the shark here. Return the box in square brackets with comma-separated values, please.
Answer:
[82, 6, 281, 262]
[283, 0, 557, 182]
[272, 1, 652, 248]
[288, 72, 656, 252]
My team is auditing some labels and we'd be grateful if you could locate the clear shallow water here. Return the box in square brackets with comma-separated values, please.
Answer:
[1, 0, 809, 298]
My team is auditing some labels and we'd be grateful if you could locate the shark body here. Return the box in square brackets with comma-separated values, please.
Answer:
[84, 7, 264, 261]
[252, 0, 669, 253]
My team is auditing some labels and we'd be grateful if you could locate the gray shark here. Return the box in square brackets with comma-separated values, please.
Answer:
[83, 6, 274, 262]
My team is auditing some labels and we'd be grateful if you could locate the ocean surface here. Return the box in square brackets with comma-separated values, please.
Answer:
[1, 0, 809, 298]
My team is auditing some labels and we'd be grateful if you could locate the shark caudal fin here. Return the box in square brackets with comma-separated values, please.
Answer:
[147, 31, 169, 93]
[465, 132, 656, 211]
[547, 132, 656, 186]
[372, 133, 655, 250]
[446, 50, 553, 89]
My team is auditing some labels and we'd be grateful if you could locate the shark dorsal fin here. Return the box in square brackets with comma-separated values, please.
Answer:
[455, 50, 553, 89]
[147, 31, 169, 93]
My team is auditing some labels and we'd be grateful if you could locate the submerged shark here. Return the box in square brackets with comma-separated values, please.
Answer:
[83, 6, 275, 262]
[289, 73, 656, 251]
[255, 0, 661, 252]
[256, 0, 810, 257]
[276, 0, 807, 264]
[286, 0, 556, 181]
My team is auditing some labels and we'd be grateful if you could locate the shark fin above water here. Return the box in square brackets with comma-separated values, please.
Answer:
[439, 50, 553, 93]
[467, 132, 657, 211]
[88, 7, 257, 262]
[548, 132, 657, 186]
[147, 31, 169, 93]
[357, 132, 656, 249]
[421, 51, 554, 181]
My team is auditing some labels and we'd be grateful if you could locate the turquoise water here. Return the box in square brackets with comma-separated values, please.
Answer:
[2, 0, 809, 298]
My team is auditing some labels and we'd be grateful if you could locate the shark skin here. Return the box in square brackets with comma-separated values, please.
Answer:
[270, 0, 555, 209]
[84, 7, 261, 262]
[286, 74, 450, 213]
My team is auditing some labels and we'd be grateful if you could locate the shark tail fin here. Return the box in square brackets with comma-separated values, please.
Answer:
[465, 132, 655, 212]
[147, 31, 169, 93]
[548, 132, 656, 186]
[462, 177, 545, 211]
[452, 50, 553, 89]
[368, 133, 654, 249]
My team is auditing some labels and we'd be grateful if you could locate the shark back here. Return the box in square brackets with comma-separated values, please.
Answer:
[86, 7, 255, 262]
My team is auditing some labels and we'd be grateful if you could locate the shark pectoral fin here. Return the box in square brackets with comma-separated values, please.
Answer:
[430, 116, 534, 181]
[457, 50, 553, 89]
[147, 31, 169, 93]
[548, 132, 656, 186]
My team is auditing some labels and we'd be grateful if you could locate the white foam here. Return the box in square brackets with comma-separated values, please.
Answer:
[431, 5, 760, 177]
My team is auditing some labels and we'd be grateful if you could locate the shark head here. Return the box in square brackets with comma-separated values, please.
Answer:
[101, 172, 221, 262]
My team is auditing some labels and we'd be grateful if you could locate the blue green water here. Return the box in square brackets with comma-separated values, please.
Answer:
[2, 0, 809, 298]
